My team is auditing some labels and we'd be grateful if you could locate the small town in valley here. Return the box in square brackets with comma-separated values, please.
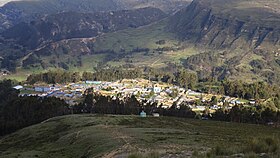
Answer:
[14, 78, 257, 114]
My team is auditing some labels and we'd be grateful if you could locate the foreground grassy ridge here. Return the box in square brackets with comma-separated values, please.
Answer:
[0, 115, 279, 158]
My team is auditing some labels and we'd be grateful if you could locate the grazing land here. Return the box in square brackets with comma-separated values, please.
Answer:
[0, 115, 279, 158]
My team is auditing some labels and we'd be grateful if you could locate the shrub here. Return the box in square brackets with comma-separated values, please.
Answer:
[244, 152, 258, 158]
[244, 137, 279, 154]
[128, 152, 159, 158]
[206, 145, 239, 157]
[192, 150, 199, 157]
[128, 153, 143, 158]
[146, 152, 160, 158]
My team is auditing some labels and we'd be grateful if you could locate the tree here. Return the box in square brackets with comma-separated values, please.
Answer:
[229, 106, 242, 123]
[261, 108, 277, 123]
[211, 96, 218, 105]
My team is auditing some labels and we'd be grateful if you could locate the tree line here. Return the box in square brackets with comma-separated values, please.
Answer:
[74, 88, 197, 118]
[26, 67, 198, 89]
[26, 70, 81, 84]
[76, 89, 280, 125]
[212, 105, 280, 124]
[0, 80, 69, 136]
[222, 80, 280, 100]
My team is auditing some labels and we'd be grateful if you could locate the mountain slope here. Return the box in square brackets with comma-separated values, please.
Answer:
[0, 0, 191, 32]
[169, 0, 280, 49]
[2, 0, 280, 85]
[1, 7, 166, 49]
[0, 115, 279, 157]
[0, 0, 122, 31]
[19, 19, 181, 71]
[114, 0, 191, 14]
[166, 0, 280, 83]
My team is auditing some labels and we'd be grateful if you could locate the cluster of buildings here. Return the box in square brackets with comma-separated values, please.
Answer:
[14, 78, 256, 113]
[0, 69, 10, 77]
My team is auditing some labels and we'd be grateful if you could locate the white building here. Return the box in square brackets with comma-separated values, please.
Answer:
[13, 85, 23, 90]
[153, 87, 161, 93]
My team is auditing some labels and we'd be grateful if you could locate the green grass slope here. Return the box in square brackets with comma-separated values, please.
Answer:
[91, 19, 200, 68]
[16, 19, 200, 74]
[0, 115, 279, 158]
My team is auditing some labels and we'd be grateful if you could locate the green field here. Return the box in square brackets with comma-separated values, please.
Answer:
[0, 115, 279, 158]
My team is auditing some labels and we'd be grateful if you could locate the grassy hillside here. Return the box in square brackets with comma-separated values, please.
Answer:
[199, 0, 280, 26]
[115, 0, 191, 14]
[12, 19, 201, 77]
[0, 115, 279, 158]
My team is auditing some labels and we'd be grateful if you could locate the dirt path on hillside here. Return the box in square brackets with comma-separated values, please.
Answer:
[102, 126, 136, 158]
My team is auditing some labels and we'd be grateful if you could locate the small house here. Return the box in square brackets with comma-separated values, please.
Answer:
[35, 87, 51, 92]
[13, 85, 23, 90]
[152, 113, 160, 117]
[153, 87, 161, 93]
[249, 100, 256, 105]
[235, 100, 241, 104]
[140, 111, 147, 117]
